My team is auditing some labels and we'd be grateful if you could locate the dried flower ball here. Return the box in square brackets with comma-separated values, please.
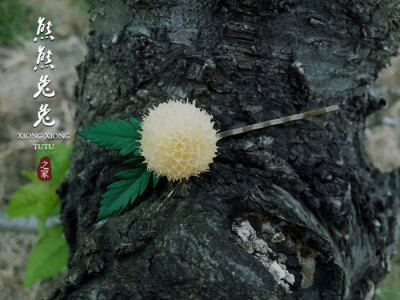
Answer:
[139, 100, 219, 181]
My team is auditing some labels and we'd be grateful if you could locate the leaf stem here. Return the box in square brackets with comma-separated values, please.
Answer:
[37, 216, 46, 237]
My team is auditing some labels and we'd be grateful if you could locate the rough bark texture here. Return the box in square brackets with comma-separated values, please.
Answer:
[51, 0, 400, 299]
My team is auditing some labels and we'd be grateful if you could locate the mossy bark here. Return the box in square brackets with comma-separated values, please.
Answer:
[51, 0, 400, 299]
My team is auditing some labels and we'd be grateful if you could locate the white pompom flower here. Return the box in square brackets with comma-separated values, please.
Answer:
[139, 100, 219, 181]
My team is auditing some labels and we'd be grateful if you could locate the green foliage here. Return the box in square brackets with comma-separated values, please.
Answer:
[6, 143, 72, 286]
[71, 0, 96, 12]
[6, 183, 59, 219]
[79, 118, 162, 219]
[21, 170, 41, 183]
[152, 172, 161, 188]
[375, 251, 400, 300]
[123, 156, 146, 168]
[99, 167, 151, 220]
[78, 118, 142, 156]
[0, 0, 35, 46]
[24, 225, 68, 287]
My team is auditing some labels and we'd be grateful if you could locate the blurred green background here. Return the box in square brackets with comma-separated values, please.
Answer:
[375, 254, 400, 299]
[0, 0, 94, 46]
[0, 0, 90, 299]
[0, 0, 35, 45]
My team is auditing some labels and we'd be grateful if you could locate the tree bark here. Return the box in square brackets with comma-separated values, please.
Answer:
[50, 0, 400, 299]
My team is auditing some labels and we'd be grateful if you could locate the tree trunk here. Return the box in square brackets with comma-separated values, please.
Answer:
[50, 0, 400, 299]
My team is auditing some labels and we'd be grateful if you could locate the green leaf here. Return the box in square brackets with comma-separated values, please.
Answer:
[6, 183, 59, 219]
[98, 167, 151, 220]
[24, 225, 68, 287]
[130, 117, 141, 128]
[21, 170, 41, 183]
[37, 216, 46, 237]
[123, 156, 145, 168]
[36, 143, 72, 186]
[78, 118, 142, 156]
[114, 168, 145, 180]
[48, 202, 61, 217]
[152, 172, 161, 188]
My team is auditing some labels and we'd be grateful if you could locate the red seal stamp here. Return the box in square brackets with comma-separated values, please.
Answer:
[37, 156, 52, 181]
